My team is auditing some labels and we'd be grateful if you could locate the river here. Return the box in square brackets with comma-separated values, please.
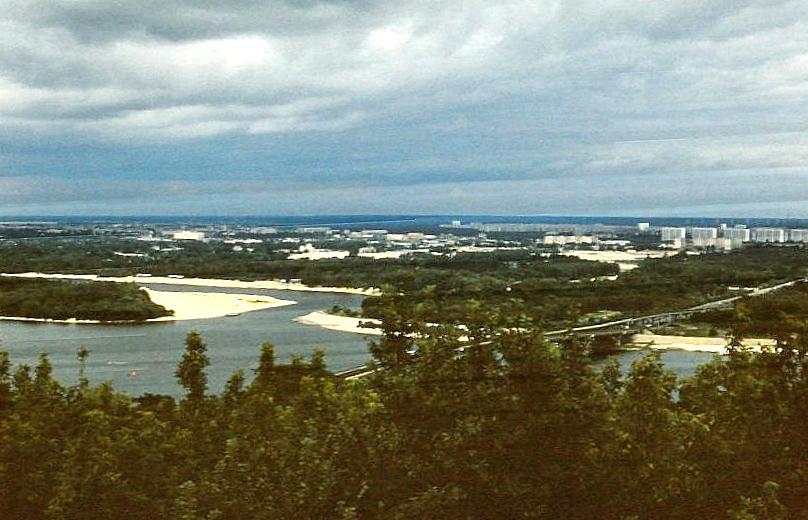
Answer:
[0, 284, 370, 396]
[0, 283, 718, 397]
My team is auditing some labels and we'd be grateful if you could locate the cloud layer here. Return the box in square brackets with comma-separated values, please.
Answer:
[1, 0, 807, 215]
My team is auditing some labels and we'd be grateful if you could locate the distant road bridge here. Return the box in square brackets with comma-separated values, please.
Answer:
[335, 277, 808, 380]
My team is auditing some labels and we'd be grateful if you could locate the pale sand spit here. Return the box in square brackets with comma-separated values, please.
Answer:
[294, 311, 382, 336]
[2, 272, 379, 296]
[144, 289, 295, 321]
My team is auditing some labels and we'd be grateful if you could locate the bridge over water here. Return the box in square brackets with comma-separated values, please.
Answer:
[335, 277, 807, 380]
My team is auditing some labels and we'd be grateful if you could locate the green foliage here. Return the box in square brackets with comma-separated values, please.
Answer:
[5, 238, 808, 331]
[5, 301, 808, 517]
[176, 332, 209, 405]
[0, 278, 171, 321]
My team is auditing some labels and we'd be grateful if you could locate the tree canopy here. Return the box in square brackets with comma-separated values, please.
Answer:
[2, 302, 808, 518]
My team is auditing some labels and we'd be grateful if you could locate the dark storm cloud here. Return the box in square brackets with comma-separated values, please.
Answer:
[0, 0, 807, 215]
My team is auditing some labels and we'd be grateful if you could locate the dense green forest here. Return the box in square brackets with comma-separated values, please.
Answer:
[0, 239, 614, 285]
[2, 300, 808, 518]
[4, 239, 808, 329]
[360, 245, 808, 327]
[0, 278, 171, 321]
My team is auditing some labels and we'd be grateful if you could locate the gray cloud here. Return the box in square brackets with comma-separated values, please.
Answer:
[1, 0, 807, 214]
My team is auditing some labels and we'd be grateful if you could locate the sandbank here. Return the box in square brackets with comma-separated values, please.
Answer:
[2, 272, 379, 296]
[629, 333, 776, 354]
[144, 289, 295, 321]
[294, 311, 382, 336]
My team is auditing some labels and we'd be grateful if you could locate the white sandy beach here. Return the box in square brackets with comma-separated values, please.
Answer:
[144, 288, 295, 321]
[1, 272, 379, 296]
[630, 333, 776, 354]
[294, 311, 383, 335]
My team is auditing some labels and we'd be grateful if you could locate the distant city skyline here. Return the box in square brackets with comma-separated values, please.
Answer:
[2, 1, 807, 216]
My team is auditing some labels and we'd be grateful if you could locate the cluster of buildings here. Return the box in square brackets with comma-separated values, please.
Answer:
[658, 225, 808, 250]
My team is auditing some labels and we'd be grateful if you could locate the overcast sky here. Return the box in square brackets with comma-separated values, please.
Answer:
[1, 0, 807, 216]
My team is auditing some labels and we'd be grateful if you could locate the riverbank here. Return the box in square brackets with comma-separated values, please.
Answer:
[0, 288, 295, 324]
[292, 318, 778, 355]
[630, 333, 775, 353]
[294, 311, 382, 335]
[1, 272, 380, 296]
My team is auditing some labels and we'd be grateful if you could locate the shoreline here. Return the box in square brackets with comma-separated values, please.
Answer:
[629, 333, 776, 354]
[0, 288, 296, 325]
[1, 272, 380, 296]
[294, 311, 382, 336]
[292, 319, 779, 355]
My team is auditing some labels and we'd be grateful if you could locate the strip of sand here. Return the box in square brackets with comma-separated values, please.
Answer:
[144, 289, 295, 321]
[630, 333, 776, 354]
[2, 272, 379, 296]
[0, 288, 295, 324]
[294, 311, 382, 336]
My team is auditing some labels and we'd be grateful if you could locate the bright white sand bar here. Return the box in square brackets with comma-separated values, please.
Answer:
[144, 289, 295, 321]
[1, 273, 379, 296]
[294, 311, 382, 335]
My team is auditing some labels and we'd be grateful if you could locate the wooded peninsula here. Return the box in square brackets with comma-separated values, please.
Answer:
[0, 278, 171, 322]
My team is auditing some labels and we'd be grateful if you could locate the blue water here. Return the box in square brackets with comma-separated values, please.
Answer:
[0, 282, 719, 397]
[0, 285, 371, 397]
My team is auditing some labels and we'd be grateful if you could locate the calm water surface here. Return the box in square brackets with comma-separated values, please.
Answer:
[0, 283, 718, 396]
[0, 284, 371, 396]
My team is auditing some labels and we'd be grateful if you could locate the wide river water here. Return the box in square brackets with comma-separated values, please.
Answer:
[0, 283, 717, 397]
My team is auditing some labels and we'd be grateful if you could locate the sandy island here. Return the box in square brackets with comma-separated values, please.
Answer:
[294, 311, 382, 336]
[1, 272, 379, 296]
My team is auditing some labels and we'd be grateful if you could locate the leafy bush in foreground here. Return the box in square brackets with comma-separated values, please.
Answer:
[2, 307, 808, 518]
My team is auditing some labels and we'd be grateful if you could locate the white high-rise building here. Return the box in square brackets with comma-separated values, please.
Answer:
[660, 227, 687, 241]
[789, 229, 808, 243]
[637, 222, 650, 231]
[690, 227, 719, 248]
[751, 228, 786, 243]
[722, 227, 750, 242]
[690, 227, 718, 239]
[714, 237, 738, 251]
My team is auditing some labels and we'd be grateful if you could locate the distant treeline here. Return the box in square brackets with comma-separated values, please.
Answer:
[3, 238, 808, 329]
[3, 301, 808, 518]
[0, 278, 171, 321]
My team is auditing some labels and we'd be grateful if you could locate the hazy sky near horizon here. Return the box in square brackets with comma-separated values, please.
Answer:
[1, 0, 808, 216]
